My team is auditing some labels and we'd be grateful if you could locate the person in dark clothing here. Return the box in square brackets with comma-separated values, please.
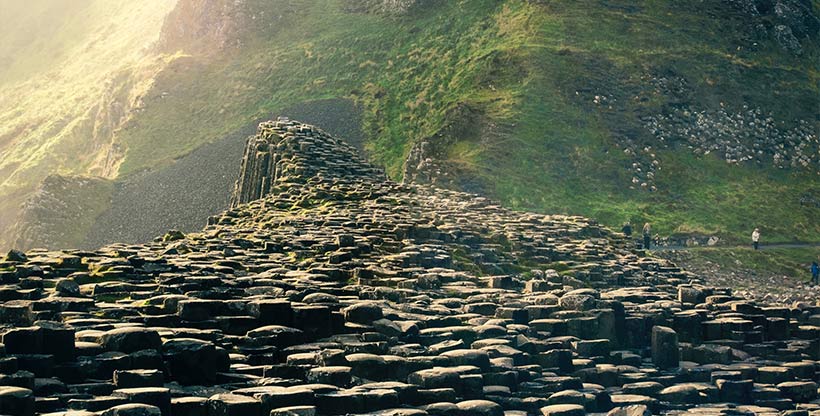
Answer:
[642, 223, 651, 250]
[621, 222, 633, 238]
[812, 261, 819, 286]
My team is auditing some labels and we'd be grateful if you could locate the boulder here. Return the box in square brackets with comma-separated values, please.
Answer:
[207, 393, 261, 416]
[0, 386, 35, 416]
[540, 404, 586, 416]
[162, 338, 228, 385]
[343, 303, 384, 324]
[651, 326, 679, 369]
[100, 328, 162, 354]
[101, 404, 162, 416]
[455, 400, 503, 416]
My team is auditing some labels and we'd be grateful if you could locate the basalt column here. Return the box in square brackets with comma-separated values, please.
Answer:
[230, 127, 280, 207]
[230, 117, 386, 207]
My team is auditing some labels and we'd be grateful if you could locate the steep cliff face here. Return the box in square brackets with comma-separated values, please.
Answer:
[0, 0, 260, 250]
[0, 1, 178, 250]
[157, 0, 246, 55]
[9, 175, 114, 250]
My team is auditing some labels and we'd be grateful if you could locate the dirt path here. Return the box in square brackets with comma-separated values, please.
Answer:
[656, 249, 820, 304]
[648, 242, 820, 251]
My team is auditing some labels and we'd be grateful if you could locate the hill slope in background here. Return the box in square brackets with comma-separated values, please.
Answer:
[0, 0, 817, 252]
[0, 0, 178, 248]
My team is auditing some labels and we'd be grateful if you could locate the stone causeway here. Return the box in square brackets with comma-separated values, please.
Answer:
[0, 119, 817, 415]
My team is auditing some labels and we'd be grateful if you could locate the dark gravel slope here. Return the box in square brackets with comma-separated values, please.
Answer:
[83, 98, 364, 248]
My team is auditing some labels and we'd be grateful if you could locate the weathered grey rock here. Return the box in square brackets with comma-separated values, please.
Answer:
[607, 405, 651, 416]
[650, 326, 679, 369]
[455, 400, 503, 416]
[162, 338, 228, 385]
[112, 387, 170, 415]
[269, 406, 317, 416]
[101, 404, 162, 416]
[207, 393, 261, 416]
[0, 119, 815, 416]
[170, 397, 208, 416]
[540, 404, 586, 416]
[408, 368, 462, 390]
[113, 370, 164, 388]
[344, 303, 384, 324]
[715, 379, 753, 404]
[306, 366, 352, 387]
[0, 386, 35, 416]
[56, 278, 82, 296]
[5, 249, 28, 263]
[559, 293, 596, 311]
[2, 327, 43, 355]
[100, 328, 162, 354]
[440, 350, 490, 370]
[246, 325, 304, 347]
[777, 381, 818, 403]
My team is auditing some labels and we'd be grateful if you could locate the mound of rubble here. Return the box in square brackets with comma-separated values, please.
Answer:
[0, 119, 817, 416]
[644, 106, 818, 169]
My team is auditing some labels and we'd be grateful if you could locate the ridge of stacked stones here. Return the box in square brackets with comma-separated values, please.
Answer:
[0, 119, 816, 415]
[230, 118, 385, 207]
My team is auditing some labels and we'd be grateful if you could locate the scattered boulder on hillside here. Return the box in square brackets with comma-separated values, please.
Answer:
[725, 0, 820, 54]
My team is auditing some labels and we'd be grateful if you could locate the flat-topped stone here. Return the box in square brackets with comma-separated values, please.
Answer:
[0, 120, 814, 415]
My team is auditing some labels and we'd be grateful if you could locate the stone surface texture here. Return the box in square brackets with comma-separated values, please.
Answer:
[0, 119, 817, 415]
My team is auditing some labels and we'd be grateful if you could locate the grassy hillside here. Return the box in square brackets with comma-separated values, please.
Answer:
[484, 1, 819, 244]
[0, 0, 177, 248]
[112, 0, 819, 244]
[0, 0, 817, 251]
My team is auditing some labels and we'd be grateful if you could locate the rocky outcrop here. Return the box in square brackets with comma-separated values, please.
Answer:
[402, 104, 492, 194]
[644, 105, 818, 169]
[156, 0, 246, 54]
[0, 120, 818, 415]
[725, 0, 820, 54]
[230, 118, 384, 207]
[342, 0, 437, 15]
[618, 72, 819, 192]
[10, 175, 114, 251]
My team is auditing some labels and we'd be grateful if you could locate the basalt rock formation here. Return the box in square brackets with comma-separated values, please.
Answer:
[0, 120, 817, 415]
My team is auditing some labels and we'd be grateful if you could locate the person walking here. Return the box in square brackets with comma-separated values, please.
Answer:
[751, 228, 760, 250]
[642, 222, 651, 250]
[621, 222, 633, 238]
[811, 261, 819, 286]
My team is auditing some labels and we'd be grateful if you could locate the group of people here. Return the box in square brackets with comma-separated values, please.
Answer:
[621, 222, 820, 286]
[620, 221, 653, 249]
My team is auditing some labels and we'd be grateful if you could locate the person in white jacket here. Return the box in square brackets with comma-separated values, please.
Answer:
[752, 228, 760, 250]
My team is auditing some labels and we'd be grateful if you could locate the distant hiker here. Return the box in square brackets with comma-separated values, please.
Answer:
[622, 222, 633, 238]
[642, 223, 652, 249]
[752, 228, 760, 250]
[811, 261, 819, 285]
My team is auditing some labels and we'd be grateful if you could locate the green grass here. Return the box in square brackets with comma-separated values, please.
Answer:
[451, 1, 820, 243]
[116, 0, 523, 178]
[1, 0, 817, 251]
[113, 0, 819, 244]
